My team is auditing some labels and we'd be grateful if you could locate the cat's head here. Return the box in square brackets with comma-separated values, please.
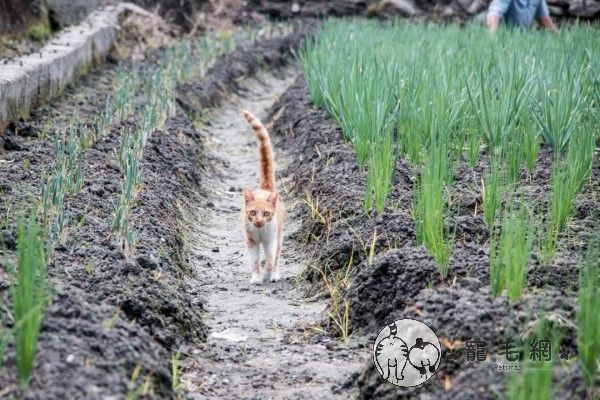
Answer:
[243, 189, 278, 228]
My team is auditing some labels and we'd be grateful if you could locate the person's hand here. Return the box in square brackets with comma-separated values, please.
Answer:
[487, 14, 501, 34]
[538, 16, 559, 34]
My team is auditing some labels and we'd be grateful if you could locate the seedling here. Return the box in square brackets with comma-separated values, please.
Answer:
[489, 204, 533, 302]
[577, 232, 600, 390]
[11, 213, 46, 388]
[413, 136, 454, 276]
[506, 318, 559, 400]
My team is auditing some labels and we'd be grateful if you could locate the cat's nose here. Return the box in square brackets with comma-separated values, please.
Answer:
[255, 221, 264, 228]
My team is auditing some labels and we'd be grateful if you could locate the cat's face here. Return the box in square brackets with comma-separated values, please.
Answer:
[244, 189, 277, 228]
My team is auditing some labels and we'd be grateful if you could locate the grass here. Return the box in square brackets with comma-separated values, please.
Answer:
[577, 231, 600, 390]
[0, 328, 4, 369]
[172, 351, 182, 397]
[26, 23, 50, 42]
[126, 364, 154, 400]
[11, 213, 46, 387]
[489, 204, 533, 302]
[314, 253, 355, 343]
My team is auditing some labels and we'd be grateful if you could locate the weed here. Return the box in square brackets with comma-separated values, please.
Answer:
[126, 364, 154, 400]
[84, 261, 94, 275]
[26, 23, 50, 42]
[314, 252, 355, 342]
[172, 351, 182, 397]
[302, 191, 332, 240]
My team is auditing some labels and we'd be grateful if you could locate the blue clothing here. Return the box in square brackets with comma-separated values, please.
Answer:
[488, 0, 550, 29]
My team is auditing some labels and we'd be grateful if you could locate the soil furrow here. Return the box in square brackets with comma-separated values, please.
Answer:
[181, 69, 367, 399]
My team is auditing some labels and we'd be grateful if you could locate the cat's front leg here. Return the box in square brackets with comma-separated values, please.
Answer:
[262, 238, 280, 283]
[247, 240, 261, 284]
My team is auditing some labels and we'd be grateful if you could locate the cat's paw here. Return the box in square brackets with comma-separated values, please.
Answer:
[250, 274, 262, 285]
[269, 271, 281, 282]
[261, 270, 272, 283]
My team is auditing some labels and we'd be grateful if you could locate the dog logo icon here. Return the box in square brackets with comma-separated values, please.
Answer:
[373, 319, 441, 387]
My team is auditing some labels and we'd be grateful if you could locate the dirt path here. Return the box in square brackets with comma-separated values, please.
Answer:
[181, 69, 368, 399]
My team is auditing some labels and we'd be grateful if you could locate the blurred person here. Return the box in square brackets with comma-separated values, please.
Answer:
[487, 0, 559, 33]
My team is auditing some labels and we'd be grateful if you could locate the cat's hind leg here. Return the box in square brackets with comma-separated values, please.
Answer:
[273, 227, 283, 281]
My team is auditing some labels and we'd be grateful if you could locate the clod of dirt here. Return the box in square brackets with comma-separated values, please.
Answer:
[346, 247, 438, 337]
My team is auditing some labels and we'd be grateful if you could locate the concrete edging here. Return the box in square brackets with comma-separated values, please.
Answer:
[0, 3, 142, 131]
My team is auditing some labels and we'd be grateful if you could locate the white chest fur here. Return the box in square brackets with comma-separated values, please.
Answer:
[246, 219, 278, 245]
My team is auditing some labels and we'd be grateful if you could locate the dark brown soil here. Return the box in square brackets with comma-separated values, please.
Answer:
[268, 77, 600, 398]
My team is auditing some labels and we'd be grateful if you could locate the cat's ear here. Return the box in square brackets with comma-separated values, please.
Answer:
[267, 192, 278, 206]
[243, 188, 254, 203]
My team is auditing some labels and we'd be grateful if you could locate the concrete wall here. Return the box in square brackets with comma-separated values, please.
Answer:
[0, 5, 125, 131]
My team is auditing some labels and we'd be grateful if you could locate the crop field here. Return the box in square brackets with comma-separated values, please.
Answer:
[0, 1, 599, 399]
[293, 19, 600, 398]
[301, 20, 598, 270]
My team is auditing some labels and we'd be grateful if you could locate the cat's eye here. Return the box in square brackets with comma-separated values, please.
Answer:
[263, 211, 271, 217]
[249, 210, 256, 216]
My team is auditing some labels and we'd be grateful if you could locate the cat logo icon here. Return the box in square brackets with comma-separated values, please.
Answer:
[373, 319, 441, 387]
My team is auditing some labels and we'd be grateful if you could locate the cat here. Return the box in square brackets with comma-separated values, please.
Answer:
[242, 110, 285, 284]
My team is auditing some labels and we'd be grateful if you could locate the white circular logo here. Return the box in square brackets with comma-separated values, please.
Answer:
[373, 319, 441, 387]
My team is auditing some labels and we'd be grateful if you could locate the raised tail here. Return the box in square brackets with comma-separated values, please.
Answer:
[243, 110, 276, 191]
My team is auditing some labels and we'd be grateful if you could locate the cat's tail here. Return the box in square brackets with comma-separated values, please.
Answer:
[243, 110, 276, 192]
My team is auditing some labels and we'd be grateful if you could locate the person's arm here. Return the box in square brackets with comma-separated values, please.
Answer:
[536, 0, 559, 33]
[488, 14, 501, 33]
[487, 0, 510, 33]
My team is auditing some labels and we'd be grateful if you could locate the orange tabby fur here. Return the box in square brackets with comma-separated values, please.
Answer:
[242, 110, 285, 284]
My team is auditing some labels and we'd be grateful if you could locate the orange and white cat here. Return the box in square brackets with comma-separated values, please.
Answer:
[242, 110, 285, 284]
